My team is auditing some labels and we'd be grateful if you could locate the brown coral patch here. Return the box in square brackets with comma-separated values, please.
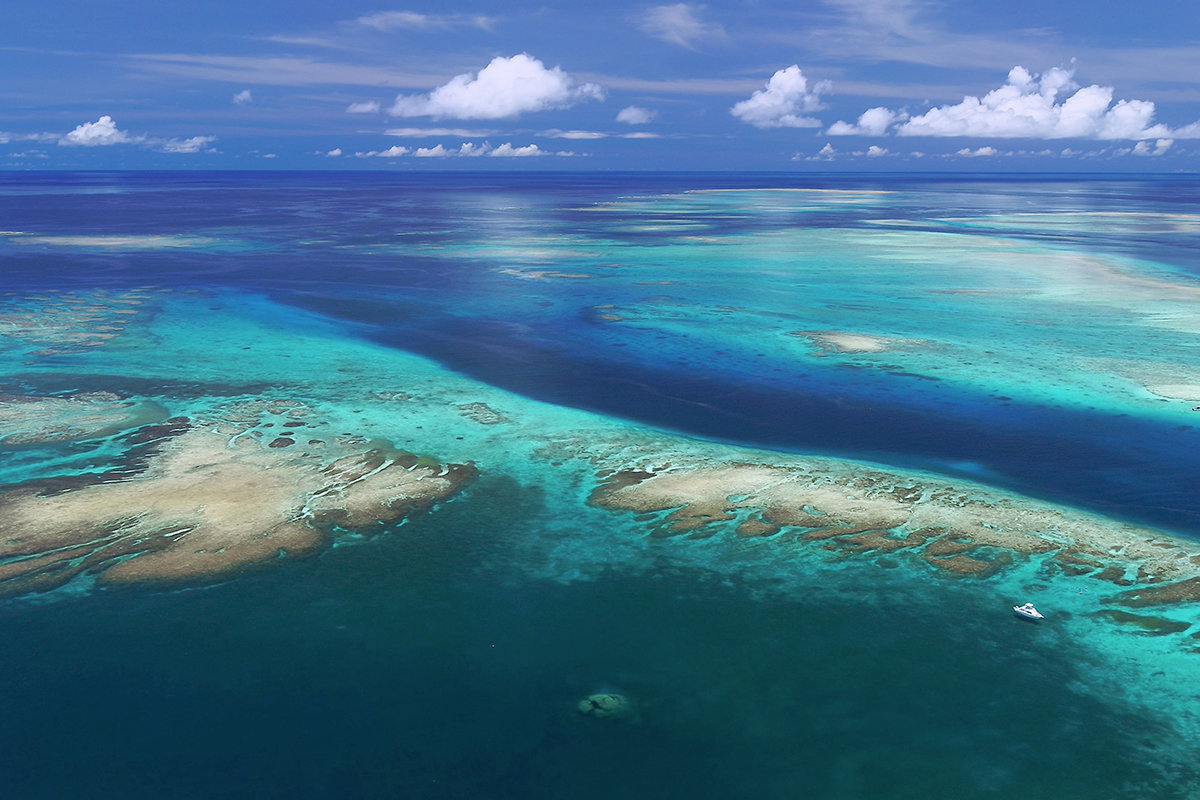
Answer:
[736, 517, 781, 538]
[1091, 610, 1192, 636]
[457, 402, 507, 425]
[925, 553, 993, 575]
[1093, 567, 1134, 587]
[1116, 577, 1200, 608]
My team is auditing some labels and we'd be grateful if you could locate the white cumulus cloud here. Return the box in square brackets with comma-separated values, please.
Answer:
[798, 143, 837, 161]
[389, 54, 605, 120]
[730, 66, 831, 129]
[59, 116, 135, 146]
[233, 90, 252, 105]
[414, 144, 451, 157]
[347, 101, 381, 114]
[378, 145, 410, 157]
[895, 67, 1200, 140]
[638, 4, 725, 49]
[327, 148, 343, 157]
[956, 146, 999, 156]
[490, 142, 543, 157]
[827, 107, 906, 136]
[866, 145, 890, 156]
[616, 106, 656, 125]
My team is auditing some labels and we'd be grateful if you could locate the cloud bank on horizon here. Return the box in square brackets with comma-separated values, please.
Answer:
[824, 67, 1200, 141]
[3, 0, 1200, 168]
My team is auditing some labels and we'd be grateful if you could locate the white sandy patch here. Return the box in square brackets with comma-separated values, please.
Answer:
[1146, 384, 1200, 402]
[795, 330, 928, 355]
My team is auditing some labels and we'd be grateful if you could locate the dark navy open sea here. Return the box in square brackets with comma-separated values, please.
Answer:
[2, 172, 1200, 798]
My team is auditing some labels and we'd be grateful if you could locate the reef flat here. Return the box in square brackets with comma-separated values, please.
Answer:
[0, 394, 473, 592]
[588, 458, 1200, 602]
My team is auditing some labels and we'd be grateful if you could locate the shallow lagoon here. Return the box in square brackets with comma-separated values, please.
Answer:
[2, 173, 1200, 798]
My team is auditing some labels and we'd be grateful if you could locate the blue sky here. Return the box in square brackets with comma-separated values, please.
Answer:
[3, 0, 1200, 170]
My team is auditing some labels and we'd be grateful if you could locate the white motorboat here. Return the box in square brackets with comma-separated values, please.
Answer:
[1013, 602, 1044, 620]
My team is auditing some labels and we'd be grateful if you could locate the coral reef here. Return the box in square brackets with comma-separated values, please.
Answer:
[0, 397, 474, 592]
[0, 289, 153, 356]
[577, 693, 636, 721]
[590, 460, 1200, 601]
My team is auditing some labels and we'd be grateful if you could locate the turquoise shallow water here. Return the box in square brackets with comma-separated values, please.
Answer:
[2, 173, 1200, 797]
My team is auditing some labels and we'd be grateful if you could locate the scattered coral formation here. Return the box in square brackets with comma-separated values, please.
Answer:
[577, 693, 636, 721]
[0, 396, 474, 593]
[589, 461, 1200, 602]
[0, 288, 153, 356]
[457, 402, 507, 425]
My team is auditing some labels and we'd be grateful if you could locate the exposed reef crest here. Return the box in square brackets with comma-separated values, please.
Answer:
[588, 460, 1200, 611]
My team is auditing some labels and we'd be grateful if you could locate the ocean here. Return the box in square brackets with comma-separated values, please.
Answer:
[1, 171, 1199, 798]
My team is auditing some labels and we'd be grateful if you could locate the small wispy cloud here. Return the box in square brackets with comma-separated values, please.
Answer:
[232, 89, 253, 105]
[157, 136, 216, 154]
[385, 127, 493, 137]
[799, 143, 837, 161]
[350, 146, 412, 157]
[616, 105, 656, 124]
[638, 4, 725, 49]
[354, 11, 496, 32]
[398, 142, 574, 158]
[1134, 138, 1173, 156]
[347, 100, 381, 113]
[0, 132, 58, 145]
[541, 129, 607, 139]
